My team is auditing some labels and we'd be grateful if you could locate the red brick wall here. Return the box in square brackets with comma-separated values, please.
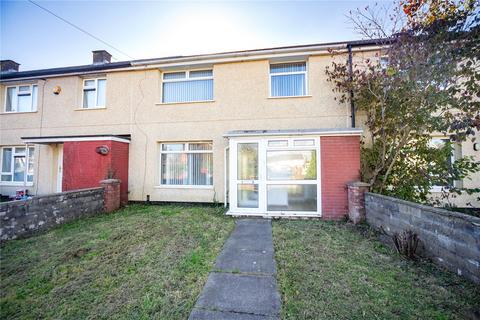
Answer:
[110, 141, 129, 205]
[62, 140, 129, 204]
[320, 136, 361, 220]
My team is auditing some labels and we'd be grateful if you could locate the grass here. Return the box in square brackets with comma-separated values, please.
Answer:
[273, 220, 480, 320]
[0, 204, 234, 320]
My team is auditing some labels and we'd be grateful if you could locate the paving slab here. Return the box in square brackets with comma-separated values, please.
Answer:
[189, 308, 278, 320]
[195, 272, 281, 316]
[222, 232, 274, 253]
[190, 218, 281, 319]
[215, 247, 276, 274]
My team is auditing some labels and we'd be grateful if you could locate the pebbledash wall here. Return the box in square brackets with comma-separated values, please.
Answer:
[365, 192, 480, 284]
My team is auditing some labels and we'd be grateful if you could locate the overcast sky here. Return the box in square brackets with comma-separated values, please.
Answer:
[1, 0, 382, 71]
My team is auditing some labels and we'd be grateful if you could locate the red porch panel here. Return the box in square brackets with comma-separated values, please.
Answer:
[320, 136, 361, 220]
[62, 140, 129, 205]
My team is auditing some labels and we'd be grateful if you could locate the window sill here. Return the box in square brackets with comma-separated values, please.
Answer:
[75, 107, 107, 111]
[0, 182, 34, 187]
[154, 185, 214, 189]
[156, 100, 215, 106]
[1, 111, 38, 115]
[268, 95, 312, 99]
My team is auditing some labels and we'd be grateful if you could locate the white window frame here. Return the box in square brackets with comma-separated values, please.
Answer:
[161, 69, 214, 104]
[158, 141, 213, 188]
[380, 56, 389, 70]
[0, 146, 34, 186]
[429, 137, 457, 192]
[229, 136, 321, 217]
[269, 61, 308, 98]
[4, 84, 38, 113]
[82, 78, 106, 109]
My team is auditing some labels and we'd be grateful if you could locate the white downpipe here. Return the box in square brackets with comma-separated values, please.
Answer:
[224, 145, 229, 208]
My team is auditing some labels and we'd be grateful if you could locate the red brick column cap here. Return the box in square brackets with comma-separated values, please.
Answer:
[347, 181, 370, 187]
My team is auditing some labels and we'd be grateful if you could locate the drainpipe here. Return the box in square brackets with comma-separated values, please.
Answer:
[347, 43, 355, 128]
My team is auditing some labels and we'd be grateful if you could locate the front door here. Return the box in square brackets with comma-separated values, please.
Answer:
[229, 136, 321, 217]
[230, 140, 263, 215]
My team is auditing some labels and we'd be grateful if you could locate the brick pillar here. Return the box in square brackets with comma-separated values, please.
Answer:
[100, 179, 121, 213]
[347, 182, 370, 224]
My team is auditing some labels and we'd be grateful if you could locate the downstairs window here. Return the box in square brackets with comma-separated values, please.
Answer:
[160, 142, 213, 186]
[1, 146, 35, 183]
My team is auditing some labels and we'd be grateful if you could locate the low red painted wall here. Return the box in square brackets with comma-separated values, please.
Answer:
[62, 140, 129, 205]
[320, 136, 361, 220]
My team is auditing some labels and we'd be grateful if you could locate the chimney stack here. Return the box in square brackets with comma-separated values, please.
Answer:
[92, 50, 112, 64]
[1, 60, 20, 73]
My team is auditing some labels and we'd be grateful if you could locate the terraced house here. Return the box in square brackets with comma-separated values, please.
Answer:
[1, 40, 478, 217]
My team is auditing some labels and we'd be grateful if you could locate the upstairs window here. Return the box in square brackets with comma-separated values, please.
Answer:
[160, 142, 213, 186]
[270, 62, 307, 97]
[1, 146, 35, 183]
[83, 78, 106, 108]
[162, 70, 213, 103]
[380, 56, 389, 70]
[4, 84, 38, 113]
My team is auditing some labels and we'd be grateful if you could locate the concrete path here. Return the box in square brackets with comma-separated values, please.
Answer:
[189, 219, 281, 320]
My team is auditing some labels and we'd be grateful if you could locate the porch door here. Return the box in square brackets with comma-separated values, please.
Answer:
[231, 140, 264, 214]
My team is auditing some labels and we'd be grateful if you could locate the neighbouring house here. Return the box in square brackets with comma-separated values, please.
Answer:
[0, 40, 478, 218]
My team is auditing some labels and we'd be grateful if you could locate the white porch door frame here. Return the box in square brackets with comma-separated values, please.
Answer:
[56, 144, 63, 193]
[230, 139, 266, 215]
[228, 136, 322, 217]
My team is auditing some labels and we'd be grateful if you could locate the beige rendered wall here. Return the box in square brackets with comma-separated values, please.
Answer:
[0, 54, 352, 201]
[1, 52, 478, 207]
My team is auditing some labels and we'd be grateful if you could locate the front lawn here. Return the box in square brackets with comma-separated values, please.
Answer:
[273, 220, 480, 319]
[1, 204, 234, 320]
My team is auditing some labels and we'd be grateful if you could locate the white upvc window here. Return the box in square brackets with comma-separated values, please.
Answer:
[270, 62, 308, 97]
[82, 78, 106, 108]
[429, 137, 458, 191]
[159, 142, 213, 187]
[1, 146, 35, 184]
[162, 70, 213, 103]
[380, 56, 389, 70]
[4, 84, 38, 113]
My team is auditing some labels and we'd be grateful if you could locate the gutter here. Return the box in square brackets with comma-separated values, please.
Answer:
[223, 128, 363, 138]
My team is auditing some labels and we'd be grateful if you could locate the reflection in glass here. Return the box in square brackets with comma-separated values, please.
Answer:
[267, 150, 316, 180]
[14, 156, 25, 182]
[83, 89, 95, 108]
[17, 94, 31, 112]
[237, 184, 259, 208]
[2, 148, 12, 172]
[96, 79, 106, 106]
[237, 143, 258, 180]
[267, 185, 317, 211]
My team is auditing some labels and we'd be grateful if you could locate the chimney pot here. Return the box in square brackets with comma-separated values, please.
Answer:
[1, 60, 20, 73]
[92, 50, 112, 64]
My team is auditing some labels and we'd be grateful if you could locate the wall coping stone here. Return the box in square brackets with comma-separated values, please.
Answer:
[0, 187, 104, 207]
[365, 192, 480, 224]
